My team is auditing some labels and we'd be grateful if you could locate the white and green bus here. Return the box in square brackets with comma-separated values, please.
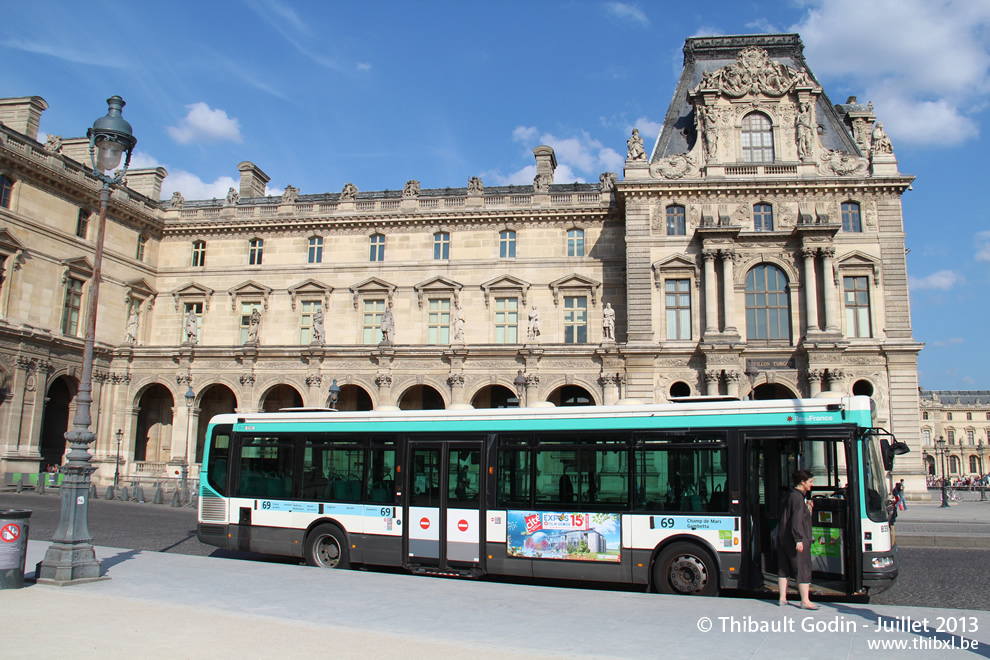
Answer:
[197, 395, 905, 597]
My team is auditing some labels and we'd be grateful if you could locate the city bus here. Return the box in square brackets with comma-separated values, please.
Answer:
[196, 395, 904, 597]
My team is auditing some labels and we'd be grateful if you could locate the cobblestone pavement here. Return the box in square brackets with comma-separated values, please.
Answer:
[3, 491, 988, 610]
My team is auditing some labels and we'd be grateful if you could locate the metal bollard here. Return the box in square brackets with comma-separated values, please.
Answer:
[153, 484, 164, 505]
[135, 485, 146, 503]
[170, 489, 181, 507]
[0, 509, 31, 589]
[105, 486, 115, 500]
[16, 477, 23, 493]
[35, 478, 45, 495]
[119, 486, 129, 502]
[90, 484, 98, 499]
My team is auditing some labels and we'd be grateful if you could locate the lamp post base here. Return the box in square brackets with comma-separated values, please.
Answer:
[35, 542, 109, 586]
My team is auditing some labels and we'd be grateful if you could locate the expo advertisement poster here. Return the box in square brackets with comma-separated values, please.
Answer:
[506, 511, 621, 562]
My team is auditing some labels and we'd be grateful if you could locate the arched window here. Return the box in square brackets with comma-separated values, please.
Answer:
[753, 203, 773, 231]
[971, 456, 981, 473]
[248, 238, 264, 265]
[369, 234, 385, 262]
[967, 412, 973, 421]
[433, 232, 450, 260]
[947, 412, 953, 421]
[0, 174, 13, 208]
[841, 202, 862, 232]
[135, 235, 148, 262]
[308, 236, 323, 264]
[948, 430, 955, 444]
[567, 229, 584, 257]
[666, 205, 686, 236]
[191, 240, 206, 267]
[745, 264, 790, 340]
[922, 411, 929, 420]
[740, 113, 774, 162]
[950, 455, 960, 474]
[499, 230, 516, 258]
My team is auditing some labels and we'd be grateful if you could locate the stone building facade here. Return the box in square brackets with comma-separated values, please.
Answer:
[919, 390, 990, 480]
[0, 34, 925, 492]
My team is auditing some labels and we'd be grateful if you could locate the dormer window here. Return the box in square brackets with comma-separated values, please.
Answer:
[741, 113, 774, 163]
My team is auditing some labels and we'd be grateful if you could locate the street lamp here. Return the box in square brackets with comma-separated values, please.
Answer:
[937, 436, 949, 508]
[328, 379, 340, 410]
[978, 440, 986, 501]
[36, 96, 136, 585]
[113, 429, 123, 491]
[745, 362, 760, 400]
[182, 385, 195, 503]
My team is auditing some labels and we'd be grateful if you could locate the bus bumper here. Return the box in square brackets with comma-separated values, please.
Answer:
[197, 522, 230, 549]
[861, 547, 899, 594]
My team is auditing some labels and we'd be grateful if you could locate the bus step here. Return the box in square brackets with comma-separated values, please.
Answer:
[409, 565, 483, 579]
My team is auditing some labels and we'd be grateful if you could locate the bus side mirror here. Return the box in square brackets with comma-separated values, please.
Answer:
[880, 438, 910, 471]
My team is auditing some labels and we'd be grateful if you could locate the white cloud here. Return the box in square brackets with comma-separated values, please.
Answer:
[909, 270, 964, 290]
[745, 18, 782, 33]
[631, 117, 662, 138]
[793, 0, 990, 146]
[512, 126, 538, 143]
[604, 2, 649, 27]
[161, 171, 239, 201]
[356, 62, 372, 72]
[933, 337, 965, 347]
[975, 231, 990, 262]
[167, 102, 242, 144]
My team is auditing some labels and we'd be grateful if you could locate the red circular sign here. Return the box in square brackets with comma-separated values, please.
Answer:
[419, 517, 430, 530]
[0, 523, 20, 542]
[457, 519, 468, 532]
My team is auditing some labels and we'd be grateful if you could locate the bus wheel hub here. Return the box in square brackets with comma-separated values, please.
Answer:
[670, 555, 707, 592]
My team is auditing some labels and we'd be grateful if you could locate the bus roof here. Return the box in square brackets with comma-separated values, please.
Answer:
[209, 396, 874, 433]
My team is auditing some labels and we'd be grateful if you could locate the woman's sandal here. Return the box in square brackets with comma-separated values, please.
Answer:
[800, 603, 821, 610]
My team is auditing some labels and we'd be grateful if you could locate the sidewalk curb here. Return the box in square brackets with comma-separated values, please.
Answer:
[896, 534, 990, 549]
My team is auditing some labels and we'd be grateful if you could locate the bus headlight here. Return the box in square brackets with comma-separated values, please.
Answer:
[871, 556, 894, 569]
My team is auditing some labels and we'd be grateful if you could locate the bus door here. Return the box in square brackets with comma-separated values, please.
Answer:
[744, 435, 854, 594]
[405, 441, 484, 574]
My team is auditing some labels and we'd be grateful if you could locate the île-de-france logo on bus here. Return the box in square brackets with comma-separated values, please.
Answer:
[787, 414, 834, 423]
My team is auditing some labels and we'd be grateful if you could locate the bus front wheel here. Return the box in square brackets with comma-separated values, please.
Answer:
[305, 524, 350, 569]
[654, 542, 718, 596]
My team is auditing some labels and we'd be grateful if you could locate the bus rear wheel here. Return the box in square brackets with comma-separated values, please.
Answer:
[654, 542, 718, 596]
[305, 524, 350, 569]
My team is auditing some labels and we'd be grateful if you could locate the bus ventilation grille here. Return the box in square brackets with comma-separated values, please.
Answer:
[199, 493, 227, 521]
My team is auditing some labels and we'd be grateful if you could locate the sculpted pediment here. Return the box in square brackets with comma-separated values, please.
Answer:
[480, 274, 531, 307]
[288, 278, 332, 311]
[413, 276, 463, 308]
[693, 47, 816, 99]
[837, 250, 881, 284]
[227, 280, 274, 310]
[548, 273, 601, 306]
[170, 281, 214, 311]
[349, 277, 396, 308]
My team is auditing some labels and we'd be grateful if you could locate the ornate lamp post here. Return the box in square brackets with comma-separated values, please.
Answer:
[36, 97, 136, 585]
[978, 440, 986, 501]
[329, 379, 340, 410]
[182, 385, 194, 503]
[937, 436, 949, 508]
[113, 429, 123, 491]
[745, 362, 760, 400]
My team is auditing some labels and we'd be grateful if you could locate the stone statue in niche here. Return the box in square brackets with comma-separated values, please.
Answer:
[340, 182, 358, 201]
[124, 308, 139, 344]
[169, 191, 185, 209]
[452, 304, 465, 342]
[403, 180, 420, 197]
[696, 105, 719, 160]
[602, 303, 616, 341]
[224, 187, 239, 206]
[527, 305, 541, 341]
[796, 101, 814, 159]
[184, 309, 199, 344]
[627, 129, 647, 161]
[380, 303, 395, 343]
[247, 308, 261, 342]
[871, 122, 893, 154]
[468, 176, 483, 194]
[312, 307, 325, 344]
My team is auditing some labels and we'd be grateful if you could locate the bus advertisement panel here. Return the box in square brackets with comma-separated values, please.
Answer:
[506, 511, 621, 562]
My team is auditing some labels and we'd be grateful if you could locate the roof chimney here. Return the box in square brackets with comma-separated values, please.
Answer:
[238, 161, 271, 199]
[0, 96, 48, 141]
[533, 145, 557, 184]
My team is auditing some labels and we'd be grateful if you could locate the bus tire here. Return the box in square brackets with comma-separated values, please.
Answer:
[305, 524, 350, 569]
[654, 542, 719, 597]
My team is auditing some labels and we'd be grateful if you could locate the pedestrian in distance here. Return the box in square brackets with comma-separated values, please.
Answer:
[777, 469, 819, 610]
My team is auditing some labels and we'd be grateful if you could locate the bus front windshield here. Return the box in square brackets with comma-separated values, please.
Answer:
[862, 435, 889, 523]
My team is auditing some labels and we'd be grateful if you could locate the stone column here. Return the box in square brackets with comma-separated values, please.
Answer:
[702, 249, 718, 336]
[802, 247, 819, 333]
[375, 373, 394, 408]
[525, 374, 540, 407]
[722, 251, 737, 334]
[825, 368, 844, 393]
[821, 247, 840, 332]
[600, 373, 620, 406]
[705, 369, 720, 396]
[806, 369, 823, 397]
[725, 370, 741, 399]
[448, 373, 466, 406]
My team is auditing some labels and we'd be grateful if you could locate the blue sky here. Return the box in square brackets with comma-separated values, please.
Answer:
[3, 0, 989, 390]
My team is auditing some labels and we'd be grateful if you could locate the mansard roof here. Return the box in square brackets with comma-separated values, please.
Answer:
[920, 390, 990, 407]
[651, 33, 860, 162]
